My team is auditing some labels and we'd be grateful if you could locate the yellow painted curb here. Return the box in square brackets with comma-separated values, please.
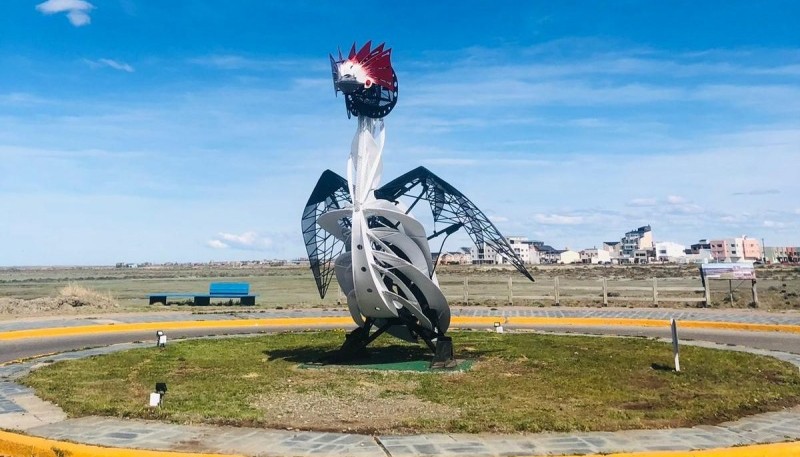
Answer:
[0, 430, 241, 457]
[1, 316, 800, 342]
[505, 316, 800, 334]
[560, 441, 800, 457]
[1, 431, 798, 457]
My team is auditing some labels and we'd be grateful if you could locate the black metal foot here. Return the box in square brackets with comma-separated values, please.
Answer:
[430, 336, 456, 369]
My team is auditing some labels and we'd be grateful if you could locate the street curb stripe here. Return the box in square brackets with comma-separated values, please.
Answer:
[2, 316, 799, 341]
[560, 441, 800, 456]
[0, 429, 243, 457]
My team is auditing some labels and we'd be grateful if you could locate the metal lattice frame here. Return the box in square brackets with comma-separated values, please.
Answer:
[302, 170, 352, 298]
[375, 166, 534, 282]
[344, 71, 398, 119]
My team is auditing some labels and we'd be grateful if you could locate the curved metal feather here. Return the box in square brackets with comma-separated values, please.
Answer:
[301, 170, 352, 298]
[375, 166, 534, 282]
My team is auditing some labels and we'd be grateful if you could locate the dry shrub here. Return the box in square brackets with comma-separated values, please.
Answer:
[57, 283, 116, 308]
[0, 283, 118, 315]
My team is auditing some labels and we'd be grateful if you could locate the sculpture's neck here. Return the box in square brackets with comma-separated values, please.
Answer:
[348, 116, 385, 210]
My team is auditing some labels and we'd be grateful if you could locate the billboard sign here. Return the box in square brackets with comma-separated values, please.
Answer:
[700, 262, 756, 280]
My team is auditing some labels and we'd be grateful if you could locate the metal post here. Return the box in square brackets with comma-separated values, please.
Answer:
[652, 277, 658, 305]
[729, 279, 734, 305]
[671, 318, 680, 372]
[554, 276, 560, 306]
[602, 278, 608, 306]
[507, 276, 513, 305]
[751, 279, 759, 307]
[704, 279, 711, 307]
[463, 277, 469, 304]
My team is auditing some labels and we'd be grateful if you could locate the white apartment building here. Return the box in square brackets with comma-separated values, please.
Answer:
[471, 237, 542, 265]
[655, 241, 687, 262]
[580, 248, 611, 264]
[558, 249, 581, 264]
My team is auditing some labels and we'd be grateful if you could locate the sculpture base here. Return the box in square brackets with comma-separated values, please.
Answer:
[323, 318, 455, 367]
[430, 336, 457, 369]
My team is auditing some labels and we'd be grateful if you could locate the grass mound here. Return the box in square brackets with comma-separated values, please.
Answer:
[22, 331, 800, 434]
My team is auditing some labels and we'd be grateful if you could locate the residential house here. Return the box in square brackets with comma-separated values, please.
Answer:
[580, 248, 611, 264]
[437, 248, 472, 265]
[602, 241, 622, 259]
[558, 249, 581, 264]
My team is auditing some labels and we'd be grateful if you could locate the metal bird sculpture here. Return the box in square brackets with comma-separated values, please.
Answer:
[303, 41, 533, 366]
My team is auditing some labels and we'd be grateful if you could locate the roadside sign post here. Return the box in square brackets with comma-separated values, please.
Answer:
[699, 263, 758, 308]
[671, 318, 680, 372]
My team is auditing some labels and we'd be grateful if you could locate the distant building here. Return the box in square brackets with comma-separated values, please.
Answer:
[533, 243, 560, 264]
[557, 249, 581, 264]
[616, 225, 654, 263]
[602, 241, 622, 259]
[764, 246, 800, 263]
[709, 236, 762, 262]
[580, 248, 611, 264]
[471, 237, 543, 265]
[438, 248, 472, 265]
[686, 239, 711, 254]
[655, 241, 686, 262]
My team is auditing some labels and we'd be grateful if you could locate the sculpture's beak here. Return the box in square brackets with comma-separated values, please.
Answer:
[336, 75, 362, 94]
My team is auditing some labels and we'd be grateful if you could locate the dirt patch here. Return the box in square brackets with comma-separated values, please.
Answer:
[0, 284, 118, 315]
[253, 380, 459, 433]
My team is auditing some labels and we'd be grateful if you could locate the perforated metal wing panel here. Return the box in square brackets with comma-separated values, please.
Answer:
[375, 166, 534, 282]
[302, 170, 352, 298]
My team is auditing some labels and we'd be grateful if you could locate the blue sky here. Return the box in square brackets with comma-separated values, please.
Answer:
[1, 1, 799, 266]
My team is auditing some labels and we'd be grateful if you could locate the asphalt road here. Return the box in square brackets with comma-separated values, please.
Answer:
[2, 323, 798, 364]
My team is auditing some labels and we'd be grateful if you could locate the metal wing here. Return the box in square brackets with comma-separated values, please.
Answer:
[301, 170, 352, 298]
[375, 166, 534, 282]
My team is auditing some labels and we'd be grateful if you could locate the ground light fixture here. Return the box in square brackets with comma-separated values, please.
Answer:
[494, 322, 504, 333]
[156, 330, 166, 348]
[149, 383, 167, 407]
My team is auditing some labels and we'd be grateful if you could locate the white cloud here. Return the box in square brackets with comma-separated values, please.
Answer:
[666, 195, 686, 204]
[83, 58, 135, 73]
[207, 231, 273, 251]
[206, 239, 228, 249]
[489, 215, 509, 223]
[99, 59, 134, 72]
[36, 0, 95, 27]
[534, 214, 584, 225]
[763, 220, 787, 229]
[627, 198, 657, 207]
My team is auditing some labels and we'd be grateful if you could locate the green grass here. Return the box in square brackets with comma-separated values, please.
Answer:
[21, 331, 800, 434]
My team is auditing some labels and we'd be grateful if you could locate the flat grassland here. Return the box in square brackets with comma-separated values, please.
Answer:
[1, 264, 798, 314]
[22, 331, 800, 434]
[2, 263, 799, 315]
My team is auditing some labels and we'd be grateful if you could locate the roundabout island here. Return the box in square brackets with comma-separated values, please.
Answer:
[1, 307, 800, 457]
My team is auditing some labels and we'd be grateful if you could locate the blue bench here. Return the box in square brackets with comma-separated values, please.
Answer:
[148, 282, 256, 306]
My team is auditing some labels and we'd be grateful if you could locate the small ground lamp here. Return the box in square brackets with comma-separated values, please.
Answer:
[494, 322, 504, 333]
[149, 382, 167, 407]
[156, 330, 167, 348]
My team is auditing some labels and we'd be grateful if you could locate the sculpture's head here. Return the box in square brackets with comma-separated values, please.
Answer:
[330, 41, 398, 119]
